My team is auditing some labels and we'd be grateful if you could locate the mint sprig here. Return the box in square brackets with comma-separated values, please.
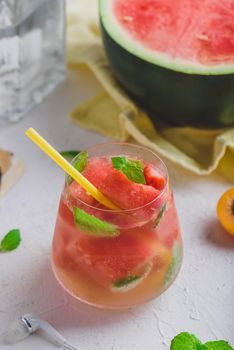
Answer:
[67, 150, 88, 184]
[0, 229, 21, 252]
[204, 341, 233, 350]
[171, 333, 203, 350]
[111, 156, 146, 184]
[73, 150, 88, 172]
[113, 275, 140, 288]
[164, 241, 183, 287]
[60, 150, 80, 160]
[170, 333, 233, 350]
[154, 203, 167, 228]
[73, 207, 120, 237]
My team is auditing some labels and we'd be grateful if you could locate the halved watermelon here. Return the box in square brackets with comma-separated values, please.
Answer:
[99, 0, 234, 127]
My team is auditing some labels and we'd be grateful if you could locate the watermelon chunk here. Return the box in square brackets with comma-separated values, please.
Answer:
[69, 181, 96, 206]
[64, 233, 152, 288]
[144, 165, 166, 190]
[70, 232, 171, 289]
[83, 156, 161, 210]
[100, 169, 160, 209]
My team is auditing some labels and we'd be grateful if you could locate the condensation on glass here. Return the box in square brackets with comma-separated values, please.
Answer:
[0, 0, 66, 124]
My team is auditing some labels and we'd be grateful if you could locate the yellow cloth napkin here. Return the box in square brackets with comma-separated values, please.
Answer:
[67, 0, 234, 181]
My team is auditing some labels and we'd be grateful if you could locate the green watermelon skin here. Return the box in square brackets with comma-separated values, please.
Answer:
[100, 22, 234, 127]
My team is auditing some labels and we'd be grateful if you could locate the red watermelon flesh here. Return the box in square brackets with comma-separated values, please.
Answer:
[114, 0, 234, 65]
[69, 181, 97, 206]
[144, 165, 166, 190]
[67, 231, 170, 288]
[75, 234, 152, 284]
[82, 156, 161, 210]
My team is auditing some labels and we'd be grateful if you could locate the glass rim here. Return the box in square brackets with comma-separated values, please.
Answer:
[65, 142, 169, 213]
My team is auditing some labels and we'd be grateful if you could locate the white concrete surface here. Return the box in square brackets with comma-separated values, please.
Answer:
[0, 70, 234, 350]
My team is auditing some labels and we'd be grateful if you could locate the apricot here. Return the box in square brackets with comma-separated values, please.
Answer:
[217, 188, 234, 236]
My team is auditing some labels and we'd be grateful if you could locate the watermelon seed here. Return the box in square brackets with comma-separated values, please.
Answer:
[123, 16, 133, 22]
[197, 34, 209, 41]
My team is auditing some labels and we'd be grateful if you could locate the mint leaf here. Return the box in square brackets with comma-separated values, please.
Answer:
[0, 229, 21, 252]
[112, 156, 126, 170]
[204, 341, 233, 350]
[124, 159, 146, 184]
[111, 156, 146, 184]
[154, 203, 167, 228]
[73, 150, 88, 172]
[165, 241, 183, 287]
[60, 150, 80, 160]
[73, 207, 120, 237]
[170, 333, 233, 350]
[171, 332, 204, 350]
[113, 275, 140, 288]
[67, 150, 88, 184]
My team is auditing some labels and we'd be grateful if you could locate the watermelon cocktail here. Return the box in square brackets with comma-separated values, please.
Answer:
[52, 143, 182, 308]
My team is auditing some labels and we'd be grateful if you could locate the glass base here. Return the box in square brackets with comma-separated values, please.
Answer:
[51, 244, 183, 310]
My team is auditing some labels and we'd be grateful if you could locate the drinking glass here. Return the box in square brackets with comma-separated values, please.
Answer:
[52, 143, 183, 308]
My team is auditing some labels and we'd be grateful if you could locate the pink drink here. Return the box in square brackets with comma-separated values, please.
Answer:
[52, 143, 182, 308]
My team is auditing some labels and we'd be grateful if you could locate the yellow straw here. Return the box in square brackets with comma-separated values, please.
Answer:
[25, 128, 119, 210]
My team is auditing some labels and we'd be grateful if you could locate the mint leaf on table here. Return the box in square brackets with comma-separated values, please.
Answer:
[73, 207, 120, 237]
[113, 275, 140, 288]
[111, 156, 146, 184]
[0, 229, 21, 252]
[60, 150, 80, 160]
[204, 341, 234, 350]
[170, 332, 204, 350]
[170, 333, 233, 350]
